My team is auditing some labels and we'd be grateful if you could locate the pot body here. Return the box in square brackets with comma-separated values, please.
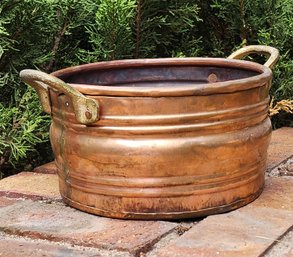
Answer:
[48, 59, 272, 219]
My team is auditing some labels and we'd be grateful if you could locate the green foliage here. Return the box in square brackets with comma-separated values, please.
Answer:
[79, 0, 137, 62]
[79, 0, 202, 61]
[134, 0, 202, 57]
[0, 87, 51, 178]
[198, 0, 292, 126]
[255, 0, 293, 103]
[0, 0, 100, 177]
[0, 0, 292, 177]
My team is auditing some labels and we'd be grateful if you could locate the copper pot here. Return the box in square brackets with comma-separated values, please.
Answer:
[20, 45, 279, 219]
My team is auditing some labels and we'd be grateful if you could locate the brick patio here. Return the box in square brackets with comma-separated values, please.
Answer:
[0, 127, 292, 257]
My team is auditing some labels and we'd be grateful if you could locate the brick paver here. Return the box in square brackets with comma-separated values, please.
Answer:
[0, 234, 102, 257]
[267, 127, 293, 170]
[253, 177, 293, 210]
[0, 232, 132, 257]
[0, 197, 21, 208]
[0, 172, 60, 201]
[264, 229, 293, 257]
[155, 177, 293, 257]
[33, 161, 57, 174]
[0, 200, 176, 255]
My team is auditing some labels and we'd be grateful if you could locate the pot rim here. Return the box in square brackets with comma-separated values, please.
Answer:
[51, 57, 272, 97]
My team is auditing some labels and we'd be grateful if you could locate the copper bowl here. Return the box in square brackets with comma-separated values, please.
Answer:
[20, 45, 279, 219]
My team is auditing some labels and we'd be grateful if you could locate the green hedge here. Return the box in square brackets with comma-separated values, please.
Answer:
[0, 0, 292, 177]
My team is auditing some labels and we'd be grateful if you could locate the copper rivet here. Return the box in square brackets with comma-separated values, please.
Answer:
[85, 111, 92, 119]
[208, 73, 218, 83]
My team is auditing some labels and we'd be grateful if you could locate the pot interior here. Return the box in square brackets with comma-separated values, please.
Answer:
[53, 59, 263, 87]
[58, 65, 260, 87]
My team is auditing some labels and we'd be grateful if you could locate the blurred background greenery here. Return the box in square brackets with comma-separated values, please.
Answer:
[0, 0, 292, 178]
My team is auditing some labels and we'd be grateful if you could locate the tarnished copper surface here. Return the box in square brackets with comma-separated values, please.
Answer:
[21, 45, 279, 219]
